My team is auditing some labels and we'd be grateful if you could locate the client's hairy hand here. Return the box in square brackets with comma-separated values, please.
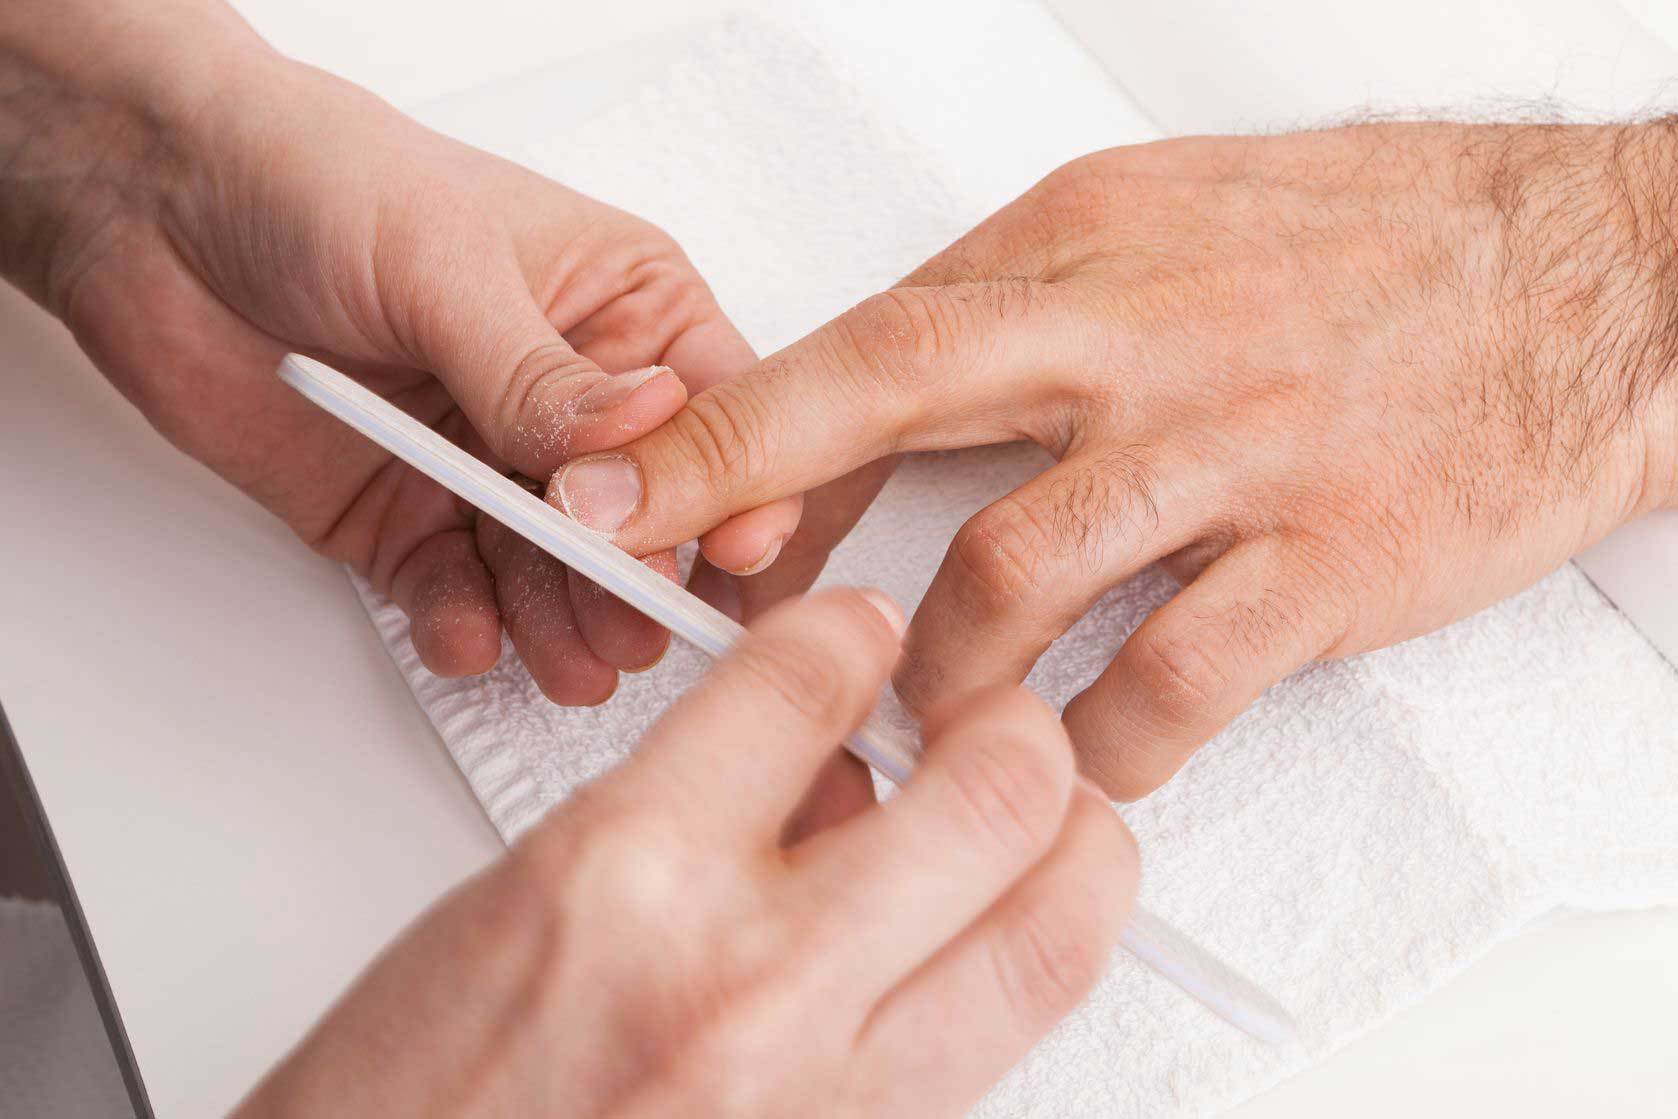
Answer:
[234, 589, 1137, 1119]
[552, 121, 1678, 798]
[0, 0, 797, 701]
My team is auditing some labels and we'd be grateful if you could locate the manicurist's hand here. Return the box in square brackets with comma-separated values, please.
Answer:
[0, 0, 796, 701]
[551, 123, 1678, 797]
[233, 588, 1136, 1118]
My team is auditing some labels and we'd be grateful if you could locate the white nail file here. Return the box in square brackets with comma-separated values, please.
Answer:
[278, 352, 1299, 1048]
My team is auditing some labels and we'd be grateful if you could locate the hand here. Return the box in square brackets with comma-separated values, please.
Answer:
[0, 0, 798, 701]
[547, 122, 1678, 797]
[233, 588, 1136, 1118]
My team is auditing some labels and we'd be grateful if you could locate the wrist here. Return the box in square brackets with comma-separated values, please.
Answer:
[0, 0, 278, 316]
[1613, 119, 1678, 513]
[1479, 118, 1678, 523]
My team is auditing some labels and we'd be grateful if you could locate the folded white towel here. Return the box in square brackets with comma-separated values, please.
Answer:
[356, 13, 1678, 1115]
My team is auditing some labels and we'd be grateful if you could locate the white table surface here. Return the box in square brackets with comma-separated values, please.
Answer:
[3, 2, 1674, 1116]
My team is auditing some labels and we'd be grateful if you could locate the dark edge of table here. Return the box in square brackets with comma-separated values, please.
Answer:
[1, 699, 153, 1119]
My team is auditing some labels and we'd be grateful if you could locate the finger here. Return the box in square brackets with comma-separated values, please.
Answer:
[551, 282, 1100, 553]
[785, 687, 1076, 987]
[1064, 541, 1347, 799]
[661, 309, 809, 574]
[695, 495, 805, 577]
[615, 587, 907, 843]
[352, 408, 502, 678]
[389, 528, 502, 677]
[411, 274, 688, 479]
[852, 786, 1136, 1114]
[476, 516, 618, 705]
[560, 241, 758, 394]
[731, 457, 901, 621]
[568, 550, 678, 672]
[894, 446, 1203, 714]
[600, 284, 809, 574]
[686, 459, 900, 625]
[779, 751, 876, 847]
[565, 298, 763, 667]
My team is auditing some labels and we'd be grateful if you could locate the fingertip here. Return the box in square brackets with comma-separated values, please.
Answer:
[744, 586, 906, 686]
[570, 555, 676, 671]
[580, 671, 620, 707]
[393, 532, 503, 678]
[697, 496, 804, 576]
[569, 587, 665, 662]
[1061, 690, 1165, 802]
[531, 659, 620, 707]
[501, 612, 617, 706]
[410, 602, 502, 678]
[699, 527, 787, 578]
[545, 365, 689, 462]
[552, 454, 643, 537]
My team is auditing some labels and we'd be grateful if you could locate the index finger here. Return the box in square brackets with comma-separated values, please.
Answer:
[609, 587, 907, 845]
[548, 282, 1095, 555]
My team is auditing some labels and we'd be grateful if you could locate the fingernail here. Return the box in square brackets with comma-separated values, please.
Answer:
[734, 533, 788, 577]
[557, 456, 642, 534]
[574, 365, 674, 414]
[860, 588, 907, 639]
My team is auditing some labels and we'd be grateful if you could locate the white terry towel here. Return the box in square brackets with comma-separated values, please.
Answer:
[356, 12, 1678, 1116]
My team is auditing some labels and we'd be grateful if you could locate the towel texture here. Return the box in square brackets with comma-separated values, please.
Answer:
[356, 12, 1678, 1115]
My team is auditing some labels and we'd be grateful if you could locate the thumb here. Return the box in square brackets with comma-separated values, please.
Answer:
[549, 283, 1091, 554]
[413, 278, 689, 479]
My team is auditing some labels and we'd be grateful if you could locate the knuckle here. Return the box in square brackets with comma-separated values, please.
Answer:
[944, 718, 1069, 862]
[949, 450, 1163, 615]
[527, 803, 693, 923]
[950, 497, 1055, 607]
[840, 288, 966, 386]
[1079, 447, 1162, 546]
[498, 343, 601, 456]
[1032, 153, 1129, 227]
[1128, 625, 1230, 730]
[668, 388, 771, 492]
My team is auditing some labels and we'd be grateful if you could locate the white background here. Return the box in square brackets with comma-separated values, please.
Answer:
[1, 1, 1674, 1115]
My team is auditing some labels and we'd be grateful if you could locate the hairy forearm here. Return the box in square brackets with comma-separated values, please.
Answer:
[0, 0, 268, 314]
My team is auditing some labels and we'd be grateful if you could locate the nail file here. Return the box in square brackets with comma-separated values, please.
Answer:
[278, 352, 1300, 1048]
